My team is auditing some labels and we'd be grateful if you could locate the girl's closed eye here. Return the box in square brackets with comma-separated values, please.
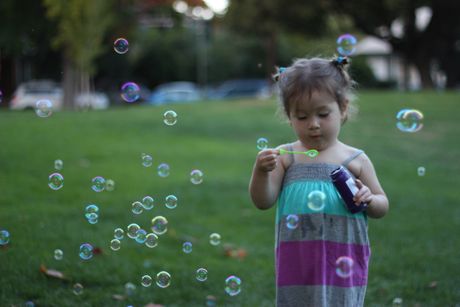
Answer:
[319, 112, 330, 118]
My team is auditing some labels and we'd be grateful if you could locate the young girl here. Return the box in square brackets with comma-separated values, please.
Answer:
[249, 57, 389, 307]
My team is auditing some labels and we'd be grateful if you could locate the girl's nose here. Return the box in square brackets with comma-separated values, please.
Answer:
[308, 118, 320, 129]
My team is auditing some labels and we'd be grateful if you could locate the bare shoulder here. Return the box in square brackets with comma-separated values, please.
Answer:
[338, 143, 369, 178]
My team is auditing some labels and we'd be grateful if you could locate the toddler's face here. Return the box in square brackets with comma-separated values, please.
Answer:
[288, 91, 345, 151]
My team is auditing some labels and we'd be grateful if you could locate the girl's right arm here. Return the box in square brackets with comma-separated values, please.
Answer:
[249, 148, 285, 210]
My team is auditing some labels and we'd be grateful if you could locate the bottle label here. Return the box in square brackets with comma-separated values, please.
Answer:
[345, 177, 359, 196]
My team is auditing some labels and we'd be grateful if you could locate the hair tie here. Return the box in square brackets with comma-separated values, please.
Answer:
[279, 67, 287, 73]
[332, 56, 349, 68]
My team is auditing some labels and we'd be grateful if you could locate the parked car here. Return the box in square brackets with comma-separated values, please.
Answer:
[148, 82, 202, 105]
[9, 79, 109, 110]
[208, 79, 272, 100]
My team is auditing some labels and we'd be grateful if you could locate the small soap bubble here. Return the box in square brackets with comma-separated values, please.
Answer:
[91, 176, 105, 192]
[113, 38, 129, 54]
[151, 216, 168, 235]
[396, 109, 424, 133]
[163, 110, 178, 126]
[156, 271, 171, 288]
[142, 196, 154, 210]
[183, 241, 193, 254]
[131, 201, 144, 215]
[54, 249, 64, 260]
[127, 223, 141, 239]
[165, 195, 178, 209]
[0, 230, 10, 245]
[54, 159, 63, 170]
[190, 169, 204, 185]
[48, 172, 64, 190]
[225, 275, 242, 296]
[141, 274, 153, 287]
[256, 137, 269, 150]
[84, 204, 99, 220]
[209, 233, 221, 246]
[392, 297, 403, 306]
[135, 229, 148, 244]
[124, 282, 136, 296]
[35, 99, 53, 117]
[196, 268, 208, 282]
[79, 243, 94, 260]
[307, 190, 326, 211]
[86, 214, 98, 224]
[335, 256, 354, 278]
[110, 239, 121, 251]
[142, 154, 153, 167]
[336, 34, 357, 56]
[121, 82, 140, 103]
[114, 227, 124, 239]
[286, 214, 299, 230]
[206, 295, 217, 307]
[158, 163, 170, 177]
[105, 179, 115, 191]
[145, 233, 159, 248]
[73, 283, 84, 295]
[417, 166, 426, 176]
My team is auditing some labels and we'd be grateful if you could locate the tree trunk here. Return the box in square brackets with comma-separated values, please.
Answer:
[62, 55, 91, 110]
[265, 31, 277, 84]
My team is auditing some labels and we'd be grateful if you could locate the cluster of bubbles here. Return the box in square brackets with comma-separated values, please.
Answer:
[225, 275, 242, 296]
[335, 256, 354, 278]
[121, 82, 140, 103]
[91, 176, 106, 192]
[0, 229, 10, 245]
[85, 204, 100, 224]
[396, 109, 424, 133]
[54, 249, 64, 260]
[113, 38, 129, 54]
[35, 99, 53, 118]
[79, 243, 94, 260]
[307, 190, 326, 211]
[48, 173, 64, 190]
[163, 110, 178, 126]
[336, 34, 357, 57]
[256, 137, 269, 150]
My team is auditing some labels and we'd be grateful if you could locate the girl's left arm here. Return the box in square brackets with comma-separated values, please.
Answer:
[354, 154, 389, 219]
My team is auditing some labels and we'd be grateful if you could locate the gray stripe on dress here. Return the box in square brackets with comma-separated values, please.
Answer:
[283, 163, 340, 187]
[277, 284, 366, 307]
[277, 213, 369, 246]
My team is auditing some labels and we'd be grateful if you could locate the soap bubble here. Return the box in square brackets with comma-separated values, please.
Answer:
[54, 249, 64, 260]
[286, 214, 299, 230]
[307, 190, 326, 211]
[84, 204, 99, 220]
[145, 233, 159, 248]
[127, 223, 141, 239]
[141, 274, 152, 287]
[142, 196, 154, 210]
[156, 271, 171, 288]
[48, 173, 64, 190]
[163, 110, 178, 126]
[110, 239, 121, 251]
[113, 38, 129, 54]
[79, 243, 93, 260]
[206, 295, 217, 307]
[121, 82, 140, 103]
[396, 109, 424, 133]
[335, 256, 354, 278]
[54, 159, 63, 170]
[0, 230, 10, 245]
[73, 283, 84, 295]
[417, 166, 426, 176]
[183, 241, 193, 254]
[91, 176, 105, 192]
[151, 216, 168, 235]
[190, 169, 204, 185]
[158, 163, 170, 177]
[114, 228, 124, 239]
[256, 137, 269, 150]
[225, 275, 242, 296]
[105, 179, 115, 191]
[35, 99, 53, 117]
[135, 229, 148, 244]
[142, 154, 153, 167]
[209, 233, 221, 246]
[165, 195, 178, 209]
[131, 201, 144, 215]
[336, 34, 357, 56]
[124, 282, 136, 296]
[196, 268, 208, 282]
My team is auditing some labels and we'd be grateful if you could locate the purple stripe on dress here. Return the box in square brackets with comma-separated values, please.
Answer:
[276, 240, 370, 287]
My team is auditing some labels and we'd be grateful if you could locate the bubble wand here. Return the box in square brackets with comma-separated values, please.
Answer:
[279, 148, 319, 158]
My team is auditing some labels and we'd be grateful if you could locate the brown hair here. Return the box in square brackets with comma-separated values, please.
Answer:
[274, 57, 356, 124]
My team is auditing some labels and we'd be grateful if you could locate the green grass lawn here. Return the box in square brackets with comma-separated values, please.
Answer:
[1, 91, 459, 306]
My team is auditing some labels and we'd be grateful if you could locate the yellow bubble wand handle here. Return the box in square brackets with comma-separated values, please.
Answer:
[279, 148, 319, 158]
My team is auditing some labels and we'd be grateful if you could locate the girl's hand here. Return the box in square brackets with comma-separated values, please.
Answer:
[354, 179, 374, 206]
[255, 149, 280, 173]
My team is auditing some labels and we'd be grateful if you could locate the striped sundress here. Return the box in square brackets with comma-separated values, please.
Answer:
[275, 150, 370, 307]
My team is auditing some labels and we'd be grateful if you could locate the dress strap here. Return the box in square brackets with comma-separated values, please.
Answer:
[341, 150, 364, 167]
[286, 143, 295, 165]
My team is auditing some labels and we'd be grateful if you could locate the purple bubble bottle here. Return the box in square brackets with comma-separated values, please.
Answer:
[330, 166, 368, 214]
